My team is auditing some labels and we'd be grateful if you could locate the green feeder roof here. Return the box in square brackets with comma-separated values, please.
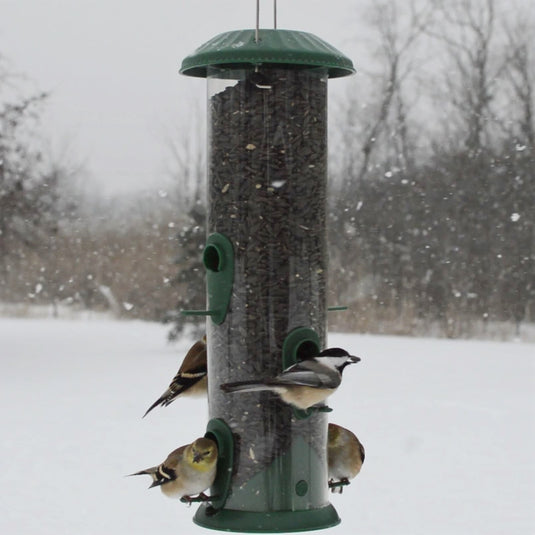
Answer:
[180, 29, 355, 79]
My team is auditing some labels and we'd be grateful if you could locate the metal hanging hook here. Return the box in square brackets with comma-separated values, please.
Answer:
[256, 0, 260, 42]
[255, 0, 278, 42]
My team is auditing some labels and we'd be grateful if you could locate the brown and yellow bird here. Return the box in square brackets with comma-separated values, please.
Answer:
[143, 335, 207, 417]
[130, 437, 218, 500]
[328, 423, 365, 493]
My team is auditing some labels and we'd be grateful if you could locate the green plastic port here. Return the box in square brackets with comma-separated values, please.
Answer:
[203, 418, 234, 512]
[281, 327, 320, 369]
[182, 233, 234, 325]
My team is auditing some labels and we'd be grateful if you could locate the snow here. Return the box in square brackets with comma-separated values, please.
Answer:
[1, 317, 533, 534]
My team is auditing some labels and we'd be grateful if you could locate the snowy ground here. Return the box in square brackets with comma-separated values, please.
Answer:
[1, 317, 533, 534]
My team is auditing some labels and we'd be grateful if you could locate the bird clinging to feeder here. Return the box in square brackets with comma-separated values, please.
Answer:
[143, 335, 207, 417]
[327, 423, 365, 493]
[220, 348, 360, 410]
[130, 437, 217, 502]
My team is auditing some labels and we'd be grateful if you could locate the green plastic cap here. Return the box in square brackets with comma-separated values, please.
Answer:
[180, 29, 355, 78]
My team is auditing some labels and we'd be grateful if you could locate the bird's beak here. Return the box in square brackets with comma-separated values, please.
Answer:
[149, 480, 164, 488]
[349, 355, 361, 364]
[193, 452, 203, 464]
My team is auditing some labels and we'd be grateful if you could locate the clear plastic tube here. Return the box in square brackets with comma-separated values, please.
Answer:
[206, 66, 330, 514]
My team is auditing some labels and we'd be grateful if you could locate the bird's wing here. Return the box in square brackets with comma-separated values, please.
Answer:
[164, 445, 187, 467]
[270, 360, 341, 389]
[178, 341, 207, 375]
[166, 366, 206, 396]
[160, 445, 188, 470]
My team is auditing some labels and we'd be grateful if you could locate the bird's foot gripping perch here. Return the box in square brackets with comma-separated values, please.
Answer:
[180, 492, 214, 505]
[328, 478, 350, 494]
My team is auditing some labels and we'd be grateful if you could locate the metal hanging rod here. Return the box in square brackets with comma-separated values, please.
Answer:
[255, 0, 278, 43]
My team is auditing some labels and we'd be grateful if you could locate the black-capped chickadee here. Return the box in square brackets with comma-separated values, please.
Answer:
[328, 423, 365, 493]
[129, 437, 218, 500]
[143, 335, 207, 417]
[220, 348, 360, 410]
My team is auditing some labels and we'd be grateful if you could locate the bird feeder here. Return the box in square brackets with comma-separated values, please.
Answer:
[180, 5, 354, 532]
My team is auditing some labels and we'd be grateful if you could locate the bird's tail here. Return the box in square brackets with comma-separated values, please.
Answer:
[143, 391, 171, 418]
[143, 385, 188, 418]
[220, 380, 273, 394]
[128, 466, 165, 488]
[128, 466, 156, 477]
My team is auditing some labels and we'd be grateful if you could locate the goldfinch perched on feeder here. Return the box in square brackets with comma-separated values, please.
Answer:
[143, 335, 207, 417]
[328, 423, 365, 493]
[220, 348, 360, 410]
[129, 437, 218, 501]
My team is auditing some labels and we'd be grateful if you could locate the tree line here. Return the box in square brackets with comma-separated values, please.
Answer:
[1, 0, 533, 339]
[327, 0, 534, 337]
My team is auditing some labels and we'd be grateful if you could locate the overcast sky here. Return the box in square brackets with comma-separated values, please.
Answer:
[1, 0, 363, 196]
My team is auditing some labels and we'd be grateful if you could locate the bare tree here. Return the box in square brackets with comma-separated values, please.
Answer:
[0, 58, 58, 287]
[326, 0, 535, 337]
[328, 0, 435, 326]
[164, 117, 205, 209]
[500, 17, 535, 148]
[427, 0, 502, 152]
[356, 0, 434, 180]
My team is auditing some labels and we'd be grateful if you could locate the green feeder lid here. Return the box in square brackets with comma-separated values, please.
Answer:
[180, 29, 355, 78]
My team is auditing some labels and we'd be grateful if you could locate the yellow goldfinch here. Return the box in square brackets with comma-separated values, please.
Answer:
[130, 437, 218, 501]
[144, 335, 207, 417]
[220, 348, 360, 410]
[328, 423, 365, 493]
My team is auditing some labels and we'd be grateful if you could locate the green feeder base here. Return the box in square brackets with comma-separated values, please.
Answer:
[193, 503, 340, 533]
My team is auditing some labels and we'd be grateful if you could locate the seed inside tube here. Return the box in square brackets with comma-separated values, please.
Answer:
[208, 68, 328, 488]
